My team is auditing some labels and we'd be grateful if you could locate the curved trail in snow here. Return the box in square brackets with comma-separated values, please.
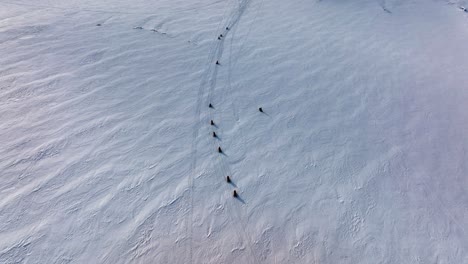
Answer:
[206, 1, 265, 263]
[188, 0, 261, 262]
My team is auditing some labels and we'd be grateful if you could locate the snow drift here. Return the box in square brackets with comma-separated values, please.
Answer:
[1, 0, 467, 263]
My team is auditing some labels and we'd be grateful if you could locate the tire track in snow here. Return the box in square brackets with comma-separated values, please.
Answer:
[187, 0, 236, 262]
[187, 0, 262, 262]
[204, 0, 265, 262]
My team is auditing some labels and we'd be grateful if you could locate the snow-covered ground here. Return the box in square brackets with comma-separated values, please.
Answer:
[1, 0, 468, 263]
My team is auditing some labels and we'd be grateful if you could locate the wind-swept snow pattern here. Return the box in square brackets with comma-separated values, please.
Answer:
[1, 0, 468, 263]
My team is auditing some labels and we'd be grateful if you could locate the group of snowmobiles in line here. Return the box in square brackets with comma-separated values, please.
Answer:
[210, 25, 265, 199]
[209, 102, 264, 199]
[215, 27, 230, 65]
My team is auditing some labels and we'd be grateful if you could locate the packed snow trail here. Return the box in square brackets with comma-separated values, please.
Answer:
[189, 0, 260, 262]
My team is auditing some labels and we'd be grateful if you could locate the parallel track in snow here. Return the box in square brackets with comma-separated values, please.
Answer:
[188, 0, 263, 262]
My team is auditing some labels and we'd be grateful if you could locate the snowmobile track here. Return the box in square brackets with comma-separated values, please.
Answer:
[187, 0, 236, 262]
[204, 0, 264, 263]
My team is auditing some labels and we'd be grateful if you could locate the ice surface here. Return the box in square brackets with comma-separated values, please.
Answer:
[1, 0, 467, 263]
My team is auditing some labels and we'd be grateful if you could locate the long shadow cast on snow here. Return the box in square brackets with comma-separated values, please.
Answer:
[260, 110, 271, 118]
[234, 195, 246, 204]
[228, 180, 238, 188]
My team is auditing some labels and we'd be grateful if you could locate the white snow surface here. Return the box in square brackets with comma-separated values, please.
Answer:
[1, 0, 468, 263]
